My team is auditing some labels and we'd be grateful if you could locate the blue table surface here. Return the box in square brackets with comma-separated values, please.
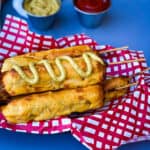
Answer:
[0, 0, 150, 150]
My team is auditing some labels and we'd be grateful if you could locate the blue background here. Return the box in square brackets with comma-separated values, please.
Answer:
[0, 0, 150, 149]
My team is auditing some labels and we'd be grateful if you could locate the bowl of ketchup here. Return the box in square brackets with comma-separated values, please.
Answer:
[73, 0, 111, 28]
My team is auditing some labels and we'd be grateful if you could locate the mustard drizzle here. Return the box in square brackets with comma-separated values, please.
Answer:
[12, 52, 104, 84]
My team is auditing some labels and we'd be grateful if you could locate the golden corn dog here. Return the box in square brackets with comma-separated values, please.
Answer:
[2, 55, 105, 96]
[104, 77, 129, 101]
[1, 85, 104, 124]
[1, 45, 105, 97]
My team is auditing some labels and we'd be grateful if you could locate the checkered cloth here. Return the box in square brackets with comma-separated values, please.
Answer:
[0, 15, 150, 150]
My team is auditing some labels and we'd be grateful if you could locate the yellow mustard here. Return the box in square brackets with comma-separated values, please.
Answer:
[12, 62, 39, 84]
[23, 0, 60, 16]
[12, 52, 104, 84]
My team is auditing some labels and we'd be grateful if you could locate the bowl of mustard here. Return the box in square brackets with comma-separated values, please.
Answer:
[23, 0, 61, 30]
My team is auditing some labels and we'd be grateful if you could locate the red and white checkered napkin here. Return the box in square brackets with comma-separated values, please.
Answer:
[0, 15, 150, 149]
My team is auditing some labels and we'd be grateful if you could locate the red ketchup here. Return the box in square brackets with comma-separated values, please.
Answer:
[74, 0, 111, 13]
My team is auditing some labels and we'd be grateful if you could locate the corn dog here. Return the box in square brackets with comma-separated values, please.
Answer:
[1, 85, 104, 123]
[1, 46, 105, 97]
